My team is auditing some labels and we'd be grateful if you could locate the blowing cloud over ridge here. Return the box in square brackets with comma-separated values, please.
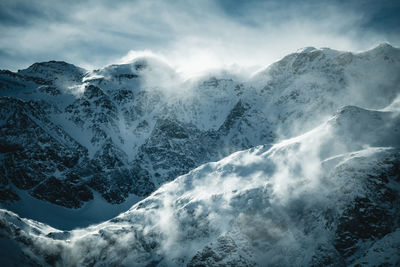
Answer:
[1, 0, 400, 76]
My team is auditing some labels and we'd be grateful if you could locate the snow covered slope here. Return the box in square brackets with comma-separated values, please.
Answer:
[0, 105, 399, 266]
[0, 44, 399, 219]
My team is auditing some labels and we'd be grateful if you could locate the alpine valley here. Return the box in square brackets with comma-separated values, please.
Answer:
[0, 44, 399, 266]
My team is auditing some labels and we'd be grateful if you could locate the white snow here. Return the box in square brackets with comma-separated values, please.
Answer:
[1, 44, 400, 266]
[1, 103, 399, 266]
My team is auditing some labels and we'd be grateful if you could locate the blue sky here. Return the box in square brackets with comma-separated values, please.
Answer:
[0, 0, 399, 75]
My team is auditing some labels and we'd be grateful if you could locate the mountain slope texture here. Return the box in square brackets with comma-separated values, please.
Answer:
[0, 44, 399, 266]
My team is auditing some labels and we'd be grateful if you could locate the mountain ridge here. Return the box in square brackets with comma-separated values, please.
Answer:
[0, 43, 399, 226]
[0, 103, 399, 266]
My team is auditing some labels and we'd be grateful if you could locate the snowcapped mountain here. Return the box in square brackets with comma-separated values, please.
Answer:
[0, 43, 399, 237]
[0, 102, 399, 266]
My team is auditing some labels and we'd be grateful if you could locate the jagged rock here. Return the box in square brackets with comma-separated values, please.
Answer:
[0, 104, 399, 266]
[0, 44, 399, 213]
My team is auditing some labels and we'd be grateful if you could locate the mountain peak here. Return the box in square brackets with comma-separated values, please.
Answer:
[19, 60, 84, 73]
[17, 60, 86, 81]
[375, 42, 394, 49]
[87, 56, 176, 84]
[296, 46, 317, 53]
[361, 42, 399, 57]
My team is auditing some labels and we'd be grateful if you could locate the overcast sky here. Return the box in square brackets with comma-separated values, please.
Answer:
[1, 0, 399, 76]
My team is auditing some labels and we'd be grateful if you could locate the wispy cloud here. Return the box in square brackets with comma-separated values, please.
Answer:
[0, 0, 399, 75]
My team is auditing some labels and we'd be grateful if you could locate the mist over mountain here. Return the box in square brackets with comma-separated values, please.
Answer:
[0, 44, 400, 266]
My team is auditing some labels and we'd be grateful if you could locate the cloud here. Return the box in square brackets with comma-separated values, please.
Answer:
[118, 50, 167, 65]
[0, 0, 399, 74]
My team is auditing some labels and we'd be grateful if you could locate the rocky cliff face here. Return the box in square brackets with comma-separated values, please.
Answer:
[0, 104, 399, 266]
[0, 44, 399, 212]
